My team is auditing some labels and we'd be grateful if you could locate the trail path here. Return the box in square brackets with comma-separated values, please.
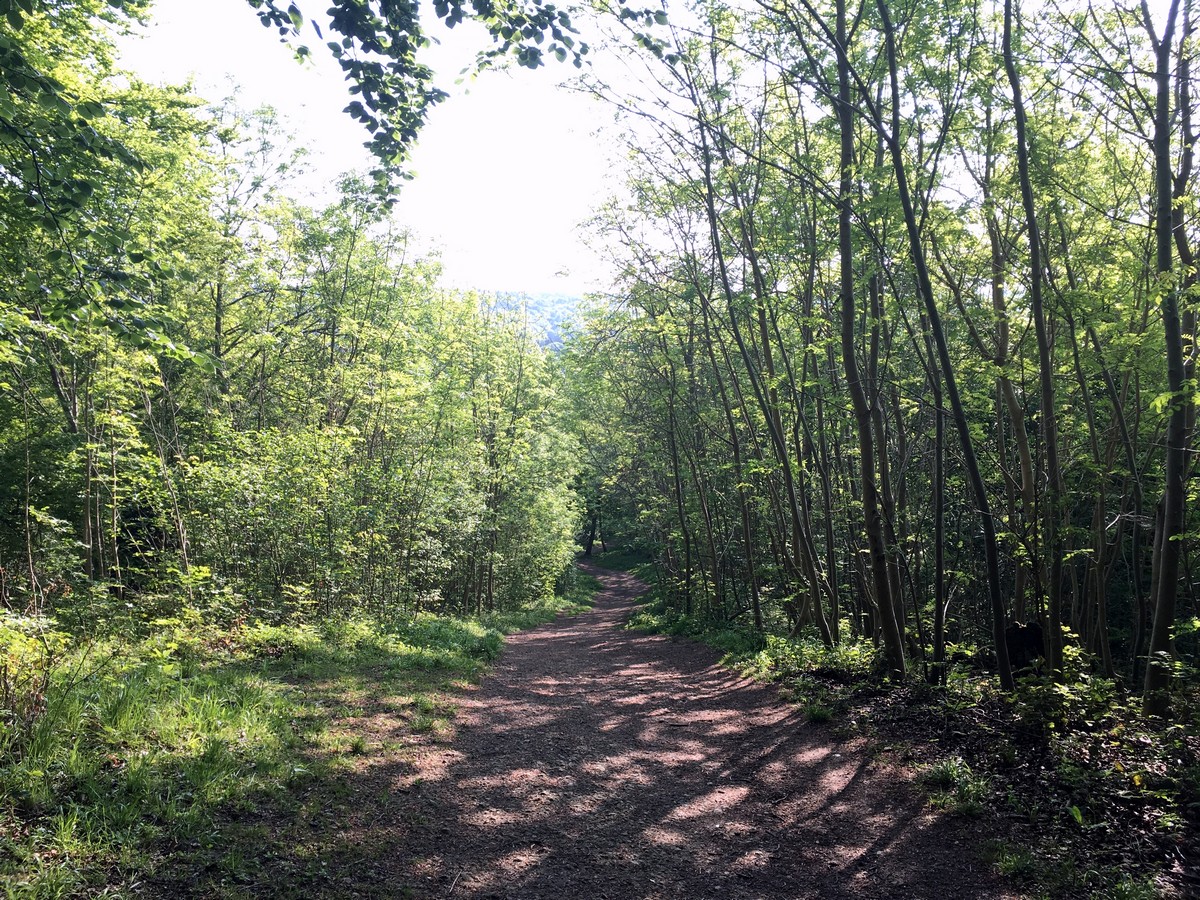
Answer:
[366, 565, 1016, 899]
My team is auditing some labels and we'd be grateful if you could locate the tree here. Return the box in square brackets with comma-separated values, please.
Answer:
[246, 0, 588, 202]
[1142, 0, 1188, 716]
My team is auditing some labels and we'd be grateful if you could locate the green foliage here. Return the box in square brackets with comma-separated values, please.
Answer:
[589, 546, 653, 574]
[747, 634, 880, 685]
[909, 663, 1200, 896]
[3, 0, 1200, 894]
[628, 600, 880, 715]
[986, 839, 1163, 900]
[0, 624, 317, 894]
[920, 756, 989, 816]
[0, 612, 70, 759]
[987, 840, 1038, 880]
[0, 572, 597, 894]
[1008, 667, 1120, 738]
[480, 580, 595, 634]
[0, 1, 586, 635]
[804, 702, 833, 723]
[246, 0, 587, 203]
[627, 599, 762, 655]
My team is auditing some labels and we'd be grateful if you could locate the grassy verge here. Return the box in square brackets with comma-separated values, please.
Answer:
[0, 578, 596, 898]
[625, 598, 1198, 899]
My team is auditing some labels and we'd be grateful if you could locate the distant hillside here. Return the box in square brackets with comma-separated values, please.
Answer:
[492, 291, 584, 348]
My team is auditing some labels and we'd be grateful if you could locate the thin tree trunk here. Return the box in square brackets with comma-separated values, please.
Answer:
[838, 0, 905, 677]
[875, 0, 1013, 688]
[1144, 0, 1186, 716]
[1004, 0, 1065, 675]
[701, 293, 764, 631]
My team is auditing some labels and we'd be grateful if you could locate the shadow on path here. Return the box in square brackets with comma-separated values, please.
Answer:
[374, 564, 1016, 900]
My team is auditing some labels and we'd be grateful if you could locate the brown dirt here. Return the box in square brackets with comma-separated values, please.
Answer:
[182, 565, 1020, 898]
[383, 564, 1018, 899]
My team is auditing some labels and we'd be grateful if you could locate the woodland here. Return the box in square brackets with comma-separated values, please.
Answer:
[0, 0, 1199, 896]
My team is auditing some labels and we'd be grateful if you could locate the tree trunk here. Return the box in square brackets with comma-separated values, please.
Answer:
[1004, 0, 1066, 675]
[838, 0, 905, 677]
[875, 0, 1013, 688]
[1144, 0, 1186, 716]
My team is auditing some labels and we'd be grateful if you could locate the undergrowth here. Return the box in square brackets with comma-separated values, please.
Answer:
[588, 546, 654, 579]
[920, 755, 989, 816]
[0, 578, 593, 897]
[626, 599, 1199, 898]
[924, 664, 1199, 899]
[627, 596, 880, 715]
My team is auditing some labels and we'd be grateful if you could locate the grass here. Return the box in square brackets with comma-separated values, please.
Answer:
[985, 839, 1163, 900]
[484, 570, 599, 633]
[627, 600, 762, 651]
[804, 702, 834, 723]
[627, 598, 878, 712]
[987, 839, 1039, 880]
[919, 755, 989, 816]
[0, 577, 597, 898]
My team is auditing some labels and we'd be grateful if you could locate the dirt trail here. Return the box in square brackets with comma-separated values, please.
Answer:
[358, 564, 1014, 900]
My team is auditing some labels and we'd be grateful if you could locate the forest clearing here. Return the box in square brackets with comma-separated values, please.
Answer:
[3, 0, 1200, 897]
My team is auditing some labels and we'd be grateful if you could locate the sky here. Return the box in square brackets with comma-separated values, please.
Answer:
[116, 0, 622, 296]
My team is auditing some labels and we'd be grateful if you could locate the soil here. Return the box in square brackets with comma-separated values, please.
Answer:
[390, 564, 1018, 899]
[188, 564, 1021, 898]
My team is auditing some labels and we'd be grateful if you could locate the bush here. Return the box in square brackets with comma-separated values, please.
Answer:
[921, 756, 989, 816]
[0, 612, 71, 759]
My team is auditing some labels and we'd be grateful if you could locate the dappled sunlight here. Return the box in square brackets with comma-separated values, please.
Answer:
[565, 791, 608, 815]
[466, 698, 560, 730]
[574, 752, 657, 786]
[666, 784, 751, 820]
[309, 565, 1016, 899]
[456, 845, 553, 897]
[815, 758, 866, 793]
[732, 848, 774, 871]
[642, 825, 688, 846]
[461, 806, 526, 828]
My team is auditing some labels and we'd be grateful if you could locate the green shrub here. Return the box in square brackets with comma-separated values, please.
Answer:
[238, 621, 323, 659]
[0, 612, 72, 759]
[921, 756, 989, 816]
[805, 703, 834, 723]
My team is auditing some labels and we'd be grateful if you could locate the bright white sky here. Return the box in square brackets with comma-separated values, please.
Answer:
[117, 0, 621, 296]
